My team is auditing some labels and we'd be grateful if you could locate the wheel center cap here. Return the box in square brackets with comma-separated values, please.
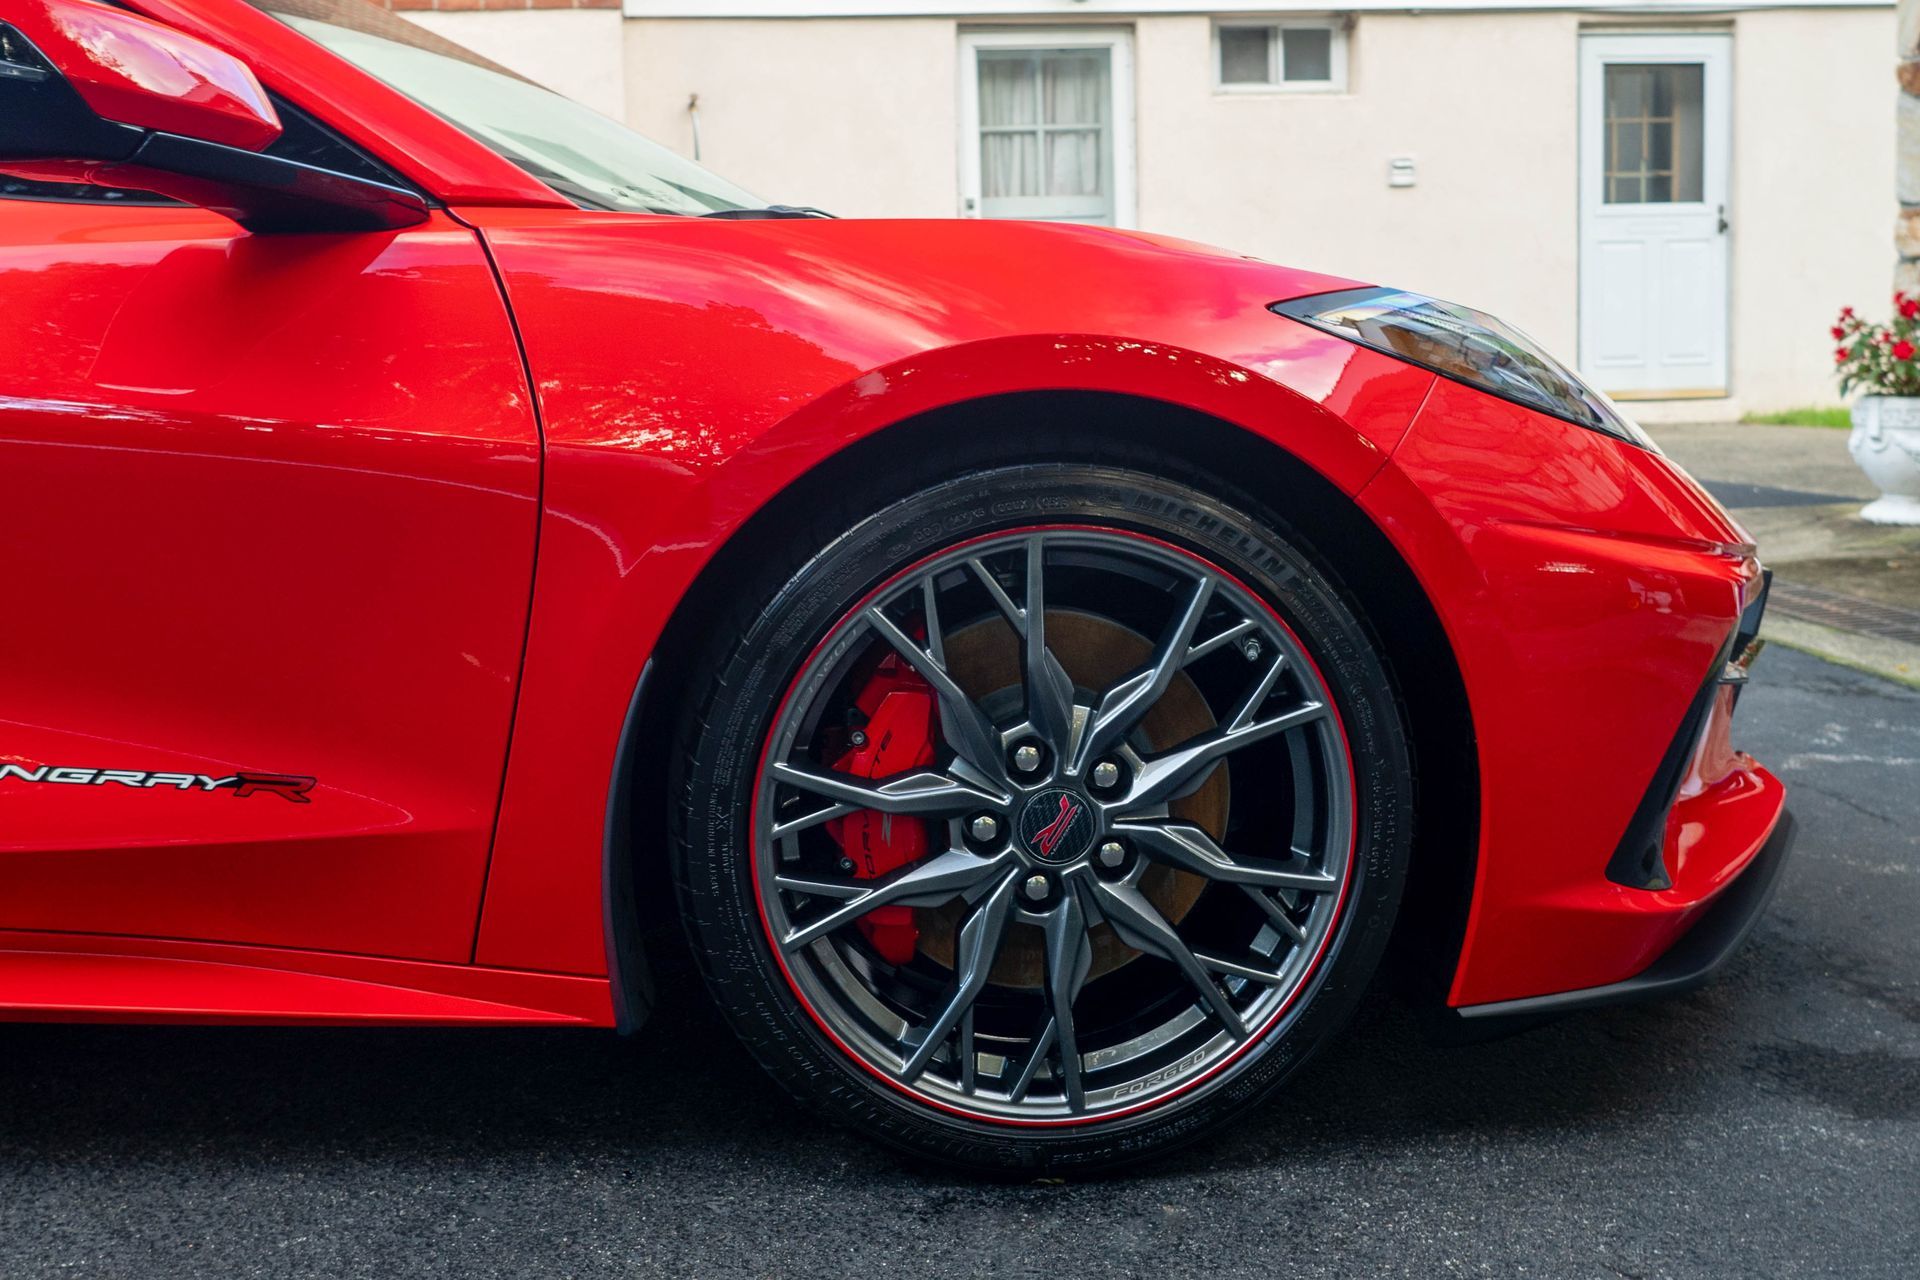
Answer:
[1017, 787, 1096, 864]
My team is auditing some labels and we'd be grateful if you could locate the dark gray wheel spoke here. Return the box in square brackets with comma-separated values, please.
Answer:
[768, 800, 858, 841]
[1183, 617, 1258, 664]
[1020, 537, 1079, 757]
[1194, 948, 1288, 986]
[920, 575, 947, 670]
[774, 848, 1014, 951]
[967, 540, 1075, 755]
[770, 760, 1003, 818]
[1072, 576, 1213, 775]
[766, 872, 870, 902]
[865, 606, 1009, 785]
[1118, 692, 1327, 812]
[900, 871, 1021, 1082]
[1241, 886, 1309, 944]
[965, 556, 1022, 625]
[1230, 650, 1290, 729]
[1089, 878, 1247, 1039]
[1006, 1018, 1057, 1104]
[1041, 882, 1095, 1111]
[1111, 820, 1338, 893]
[958, 1008, 977, 1094]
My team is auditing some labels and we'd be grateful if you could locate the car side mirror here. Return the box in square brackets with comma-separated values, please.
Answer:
[0, 0, 427, 233]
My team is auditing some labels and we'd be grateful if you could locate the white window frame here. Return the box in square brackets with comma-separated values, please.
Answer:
[957, 27, 1138, 227]
[1212, 18, 1348, 93]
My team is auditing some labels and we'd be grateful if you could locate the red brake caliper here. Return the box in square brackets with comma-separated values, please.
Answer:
[824, 652, 938, 966]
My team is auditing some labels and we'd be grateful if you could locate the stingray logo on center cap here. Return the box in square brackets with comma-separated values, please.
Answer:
[1019, 788, 1094, 863]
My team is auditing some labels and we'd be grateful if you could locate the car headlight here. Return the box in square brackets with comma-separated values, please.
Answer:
[1270, 287, 1657, 450]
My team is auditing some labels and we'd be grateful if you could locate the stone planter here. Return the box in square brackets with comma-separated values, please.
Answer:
[1849, 396, 1920, 525]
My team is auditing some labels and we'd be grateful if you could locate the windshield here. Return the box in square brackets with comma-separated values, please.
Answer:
[244, 0, 760, 215]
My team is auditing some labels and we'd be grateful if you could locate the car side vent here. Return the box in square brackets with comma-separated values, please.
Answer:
[1605, 572, 1769, 891]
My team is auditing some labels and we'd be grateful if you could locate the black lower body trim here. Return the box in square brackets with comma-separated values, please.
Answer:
[1452, 809, 1796, 1027]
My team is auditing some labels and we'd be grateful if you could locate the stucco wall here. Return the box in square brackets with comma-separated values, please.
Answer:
[507, 6, 1893, 412]
[1729, 6, 1894, 411]
[1134, 11, 1582, 355]
[624, 18, 959, 215]
[408, 8, 629, 118]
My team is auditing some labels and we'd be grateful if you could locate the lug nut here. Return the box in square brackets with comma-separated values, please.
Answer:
[1097, 840, 1126, 869]
[1241, 636, 1263, 662]
[1022, 874, 1051, 902]
[837, 857, 856, 873]
[1011, 742, 1043, 774]
[1090, 760, 1121, 790]
[849, 729, 869, 747]
[968, 813, 1000, 843]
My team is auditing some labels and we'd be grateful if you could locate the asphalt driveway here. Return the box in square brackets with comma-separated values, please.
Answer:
[2, 645, 1915, 1279]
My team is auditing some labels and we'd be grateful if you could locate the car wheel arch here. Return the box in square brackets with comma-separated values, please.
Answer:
[601, 388, 1479, 1028]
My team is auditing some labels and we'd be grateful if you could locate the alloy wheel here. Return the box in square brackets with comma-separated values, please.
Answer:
[753, 526, 1355, 1124]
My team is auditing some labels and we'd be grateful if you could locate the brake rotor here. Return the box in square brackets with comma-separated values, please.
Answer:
[918, 608, 1228, 988]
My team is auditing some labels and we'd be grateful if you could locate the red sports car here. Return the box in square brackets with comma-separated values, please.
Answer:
[0, 0, 1793, 1171]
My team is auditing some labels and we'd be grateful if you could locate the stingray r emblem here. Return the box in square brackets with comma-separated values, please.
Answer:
[1034, 795, 1082, 858]
[1019, 788, 1093, 864]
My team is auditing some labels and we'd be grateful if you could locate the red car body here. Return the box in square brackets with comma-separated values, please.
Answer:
[0, 0, 1786, 1030]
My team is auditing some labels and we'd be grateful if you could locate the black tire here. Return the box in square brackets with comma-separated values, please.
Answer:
[670, 459, 1412, 1173]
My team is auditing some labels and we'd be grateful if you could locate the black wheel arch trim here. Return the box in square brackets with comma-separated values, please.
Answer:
[603, 659, 657, 1034]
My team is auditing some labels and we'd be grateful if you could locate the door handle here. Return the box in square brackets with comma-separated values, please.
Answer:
[1717, 204, 1729, 235]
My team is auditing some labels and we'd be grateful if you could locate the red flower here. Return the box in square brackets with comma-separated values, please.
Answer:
[1895, 339, 1915, 360]
[1842, 306, 1857, 319]
[1837, 347, 1851, 363]
[1902, 300, 1919, 320]
[1832, 325, 1848, 339]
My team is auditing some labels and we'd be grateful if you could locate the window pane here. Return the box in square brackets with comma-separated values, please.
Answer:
[1603, 62, 1704, 205]
[1044, 129, 1103, 197]
[1609, 66, 1649, 118]
[1219, 27, 1272, 84]
[1042, 52, 1108, 126]
[1648, 123, 1672, 172]
[1281, 28, 1333, 82]
[982, 131, 1040, 198]
[1613, 121, 1643, 175]
[1651, 68, 1674, 116]
[979, 53, 1038, 127]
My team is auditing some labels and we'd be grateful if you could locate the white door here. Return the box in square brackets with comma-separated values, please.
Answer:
[959, 29, 1136, 226]
[1578, 34, 1731, 398]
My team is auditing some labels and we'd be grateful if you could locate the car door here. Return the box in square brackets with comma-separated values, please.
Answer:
[0, 169, 541, 963]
